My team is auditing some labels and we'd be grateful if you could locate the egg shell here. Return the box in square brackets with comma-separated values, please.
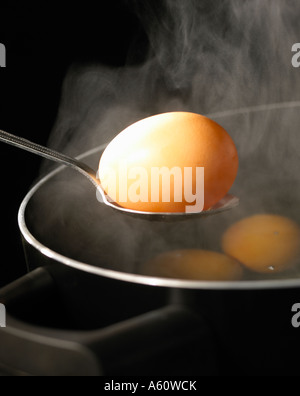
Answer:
[99, 112, 239, 213]
[141, 249, 243, 281]
[222, 214, 300, 273]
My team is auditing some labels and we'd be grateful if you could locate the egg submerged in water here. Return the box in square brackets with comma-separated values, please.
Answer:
[98, 112, 239, 213]
[140, 249, 243, 281]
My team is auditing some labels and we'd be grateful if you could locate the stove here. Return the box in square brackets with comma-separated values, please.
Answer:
[0, 264, 216, 376]
[0, 261, 300, 376]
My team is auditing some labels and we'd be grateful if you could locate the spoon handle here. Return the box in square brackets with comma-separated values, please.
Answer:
[0, 129, 99, 188]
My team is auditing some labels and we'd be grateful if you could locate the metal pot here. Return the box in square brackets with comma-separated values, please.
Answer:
[20, 102, 300, 290]
[1, 103, 300, 375]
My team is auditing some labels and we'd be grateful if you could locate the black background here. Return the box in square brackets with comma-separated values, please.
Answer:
[0, 0, 238, 287]
[0, 2, 146, 286]
[1, 2, 300, 377]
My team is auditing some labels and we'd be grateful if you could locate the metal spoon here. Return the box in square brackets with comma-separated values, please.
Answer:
[0, 129, 239, 221]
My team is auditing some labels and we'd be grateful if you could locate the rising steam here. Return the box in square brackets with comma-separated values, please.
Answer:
[43, 0, 300, 162]
[29, 0, 300, 280]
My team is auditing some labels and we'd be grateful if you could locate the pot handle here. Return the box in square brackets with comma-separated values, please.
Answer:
[83, 304, 217, 376]
[0, 268, 217, 376]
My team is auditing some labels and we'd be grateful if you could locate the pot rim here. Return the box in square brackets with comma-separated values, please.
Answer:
[18, 101, 300, 290]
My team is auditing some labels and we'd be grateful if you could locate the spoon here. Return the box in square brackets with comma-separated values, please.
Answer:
[0, 129, 239, 221]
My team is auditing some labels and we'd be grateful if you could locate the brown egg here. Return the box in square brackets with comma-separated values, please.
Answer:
[99, 112, 238, 213]
[141, 249, 243, 281]
[222, 214, 300, 273]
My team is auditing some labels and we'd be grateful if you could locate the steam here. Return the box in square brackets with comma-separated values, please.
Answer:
[30, 0, 300, 280]
[41, 0, 300, 159]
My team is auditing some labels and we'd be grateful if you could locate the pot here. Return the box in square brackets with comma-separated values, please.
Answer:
[1, 103, 300, 375]
[20, 101, 300, 289]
